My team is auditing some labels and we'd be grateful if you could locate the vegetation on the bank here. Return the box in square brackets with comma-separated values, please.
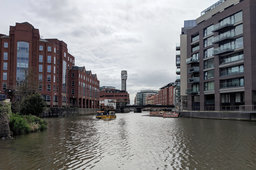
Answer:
[9, 113, 47, 135]
[0, 92, 47, 136]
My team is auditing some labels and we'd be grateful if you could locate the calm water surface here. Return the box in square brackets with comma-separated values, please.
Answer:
[1, 112, 256, 170]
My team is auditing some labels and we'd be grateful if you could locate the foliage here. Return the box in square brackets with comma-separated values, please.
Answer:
[0, 102, 12, 115]
[20, 93, 46, 116]
[9, 113, 47, 136]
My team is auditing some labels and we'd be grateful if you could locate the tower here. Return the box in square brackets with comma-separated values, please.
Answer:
[121, 70, 127, 91]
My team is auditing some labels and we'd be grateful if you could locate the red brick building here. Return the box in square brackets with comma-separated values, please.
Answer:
[0, 22, 100, 108]
[100, 87, 129, 111]
[146, 83, 175, 106]
[69, 66, 99, 108]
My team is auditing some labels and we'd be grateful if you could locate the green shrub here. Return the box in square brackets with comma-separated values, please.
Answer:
[9, 114, 30, 135]
[9, 114, 47, 135]
[20, 93, 46, 116]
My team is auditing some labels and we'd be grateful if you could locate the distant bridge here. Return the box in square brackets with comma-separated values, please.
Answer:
[123, 104, 175, 113]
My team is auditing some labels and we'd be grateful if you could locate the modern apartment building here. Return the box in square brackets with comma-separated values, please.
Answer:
[135, 90, 158, 106]
[0, 22, 100, 108]
[182, 0, 256, 111]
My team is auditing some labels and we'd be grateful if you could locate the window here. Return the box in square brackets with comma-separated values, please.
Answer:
[53, 75, 56, 83]
[17, 42, 29, 83]
[39, 84, 42, 91]
[46, 95, 51, 101]
[204, 81, 214, 91]
[54, 96, 58, 102]
[234, 11, 243, 23]
[220, 53, 243, 65]
[72, 81, 74, 86]
[47, 56, 51, 63]
[220, 65, 244, 76]
[72, 89, 75, 95]
[72, 73, 74, 78]
[204, 25, 214, 37]
[54, 47, 56, 53]
[64, 52, 66, 57]
[54, 57, 56, 64]
[39, 64, 43, 72]
[221, 94, 230, 103]
[204, 48, 214, 59]
[47, 84, 51, 91]
[204, 59, 214, 69]
[220, 77, 244, 89]
[191, 34, 199, 43]
[54, 66, 56, 74]
[47, 74, 51, 82]
[2, 83, 7, 90]
[3, 52, 8, 60]
[4, 42, 8, 48]
[3, 62, 7, 70]
[236, 37, 243, 49]
[47, 46, 52, 52]
[204, 70, 214, 80]
[204, 36, 214, 47]
[39, 74, 43, 81]
[47, 65, 51, 73]
[39, 45, 43, 51]
[192, 45, 199, 53]
[3, 72, 7, 81]
[235, 24, 243, 36]
[39, 55, 43, 63]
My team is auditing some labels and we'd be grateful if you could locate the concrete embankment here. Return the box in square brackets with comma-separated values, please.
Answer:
[179, 111, 256, 121]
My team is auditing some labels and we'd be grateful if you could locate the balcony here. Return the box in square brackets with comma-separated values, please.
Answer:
[176, 68, 180, 75]
[213, 32, 235, 44]
[213, 46, 234, 55]
[176, 75, 180, 82]
[186, 56, 200, 64]
[186, 89, 199, 95]
[188, 77, 200, 84]
[188, 67, 200, 74]
[176, 61, 180, 67]
[213, 23, 235, 32]
[176, 44, 180, 50]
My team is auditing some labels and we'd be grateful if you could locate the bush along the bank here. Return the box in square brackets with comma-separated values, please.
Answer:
[9, 113, 47, 136]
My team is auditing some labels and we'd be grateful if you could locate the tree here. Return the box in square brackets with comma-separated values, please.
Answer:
[20, 93, 46, 116]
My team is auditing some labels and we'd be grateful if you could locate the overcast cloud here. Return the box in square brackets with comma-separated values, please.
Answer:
[0, 0, 217, 103]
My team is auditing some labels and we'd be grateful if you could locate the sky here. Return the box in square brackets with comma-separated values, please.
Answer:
[0, 0, 217, 103]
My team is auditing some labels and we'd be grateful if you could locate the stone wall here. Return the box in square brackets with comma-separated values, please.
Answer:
[0, 112, 11, 139]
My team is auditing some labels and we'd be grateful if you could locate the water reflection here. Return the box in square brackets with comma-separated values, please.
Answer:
[1, 113, 256, 169]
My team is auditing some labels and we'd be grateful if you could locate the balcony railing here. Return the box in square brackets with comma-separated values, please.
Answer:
[213, 32, 235, 44]
[188, 67, 200, 74]
[176, 75, 180, 82]
[176, 68, 180, 75]
[213, 46, 234, 55]
[186, 57, 199, 64]
[213, 22, 235, 32]
[188, 77, 200, 83]
[186, 89, 200, 95]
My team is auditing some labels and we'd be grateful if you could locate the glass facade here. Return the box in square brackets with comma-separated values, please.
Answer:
[204, 36, 214, 47]
[47, 65, 51, 73]
[39, 64, 43, 72]
[204, 58, 214, 69]
[62, 61, 67, 93]
[16, 41, 29, 83]
[220, 53, 243, 65]
[204, 48, 214, 59]
[204, 81, 214, 91]
[204, 70, 214, 80]
[204, 25, 214, 37]
[220, 65, 244, 76]
[220, 77, 244, 89]
[192, 34, 199, 43]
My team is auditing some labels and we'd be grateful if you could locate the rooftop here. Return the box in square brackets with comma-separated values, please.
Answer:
[201, 0, 226, 16]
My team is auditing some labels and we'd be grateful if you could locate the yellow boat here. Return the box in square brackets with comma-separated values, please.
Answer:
[96, 110, 116, 120]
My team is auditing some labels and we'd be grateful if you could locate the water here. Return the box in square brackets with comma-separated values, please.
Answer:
[1, 112, 256, 170]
